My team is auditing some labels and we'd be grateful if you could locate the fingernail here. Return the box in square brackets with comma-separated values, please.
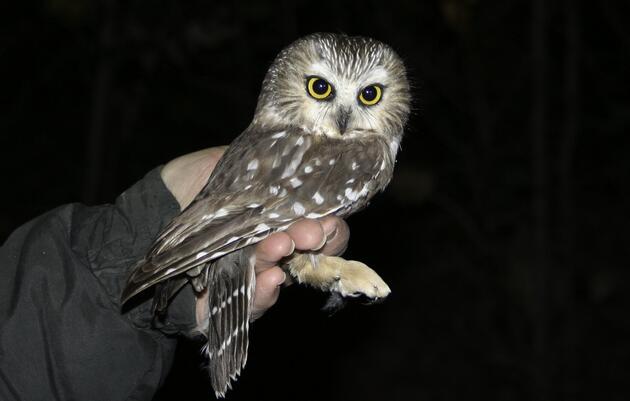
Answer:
[313, 232, 328, 251]
[285, 239, 295, 256]
[326, 226, 338, 241]
[277, 271, 287, 287]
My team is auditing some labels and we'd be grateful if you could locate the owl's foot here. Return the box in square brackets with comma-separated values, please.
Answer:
[284, 254, 391, 302]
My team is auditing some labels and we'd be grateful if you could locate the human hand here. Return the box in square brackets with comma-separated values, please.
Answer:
[160, 147, 350, 323]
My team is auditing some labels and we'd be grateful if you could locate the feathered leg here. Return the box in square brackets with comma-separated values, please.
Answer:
[283, 253, 391, 302]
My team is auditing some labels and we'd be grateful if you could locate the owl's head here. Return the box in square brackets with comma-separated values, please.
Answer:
[254, 33, 410, 143]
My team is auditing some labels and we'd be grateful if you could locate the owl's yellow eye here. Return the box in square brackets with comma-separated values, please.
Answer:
[358, 84, 382, 106]
[307, 77, 333, 100]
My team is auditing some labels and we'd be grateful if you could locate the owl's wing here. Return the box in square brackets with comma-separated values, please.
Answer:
[121, 126, 392, 304]
[121, 126, 392, 398]
[121, 187, 285, 304]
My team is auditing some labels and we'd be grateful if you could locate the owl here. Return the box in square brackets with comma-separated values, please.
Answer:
[121, 33, 410, 397]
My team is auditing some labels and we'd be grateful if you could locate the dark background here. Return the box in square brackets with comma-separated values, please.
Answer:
[1, 0, 629, 400]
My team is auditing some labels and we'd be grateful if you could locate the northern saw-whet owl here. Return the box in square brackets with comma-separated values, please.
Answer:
[121, 33, 411, 397]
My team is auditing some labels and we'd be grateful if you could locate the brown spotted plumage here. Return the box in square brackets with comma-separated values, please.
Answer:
[121, 33, 410, 398]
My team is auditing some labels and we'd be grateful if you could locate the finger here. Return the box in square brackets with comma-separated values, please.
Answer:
[254, 231, 294, 273]
[252, 266, 286, 319]
[285, 218, 326, 251]
[319, 216, 350, 256]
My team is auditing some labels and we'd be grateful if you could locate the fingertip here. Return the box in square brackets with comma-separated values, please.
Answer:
[286, 218, 326, 250]
[255, 232, 294, 272]
[320, 217, 350, 256]
[252, 267, 285, 314]
[319, 216, 339, 237]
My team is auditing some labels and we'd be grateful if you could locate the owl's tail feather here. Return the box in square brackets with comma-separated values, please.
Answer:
[202, 248, 256, 398]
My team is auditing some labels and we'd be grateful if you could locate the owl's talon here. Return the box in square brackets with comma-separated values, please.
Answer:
[330, 260, 391, 301]
[285, 254, 390, 303]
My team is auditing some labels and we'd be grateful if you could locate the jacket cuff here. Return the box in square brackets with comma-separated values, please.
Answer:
[120, 166, 197, 335]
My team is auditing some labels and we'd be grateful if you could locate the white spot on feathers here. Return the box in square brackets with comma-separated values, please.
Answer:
[282, 156, 302, 178]
[268, 212, 280, 218]
[312, 192, 324, 205]
[329, 159, 336, 165]
[247, 159, 259, 171]
[215, 208, 228, 217]
[345, 187, 360, 201]
[233, 289, 239, 297]
[351, 161, 359, 170]
[196, 251, 209, 260]
[269, 185, 279, 195]
[295, 136, 304, 146]
[272, 131, 286, 138]
[211, 306, 218, 315]
[346, 178, 355, 184]
[248, 203, 261, 208]
[289, 177, 303, 188]
[293, 202, 305, 215]
[255, 223, 270, 231]
[226, 236, 240, 244]
[304, 165, 313, 173]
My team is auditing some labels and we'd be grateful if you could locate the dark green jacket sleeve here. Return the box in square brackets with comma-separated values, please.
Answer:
[0, 167, 197, 401]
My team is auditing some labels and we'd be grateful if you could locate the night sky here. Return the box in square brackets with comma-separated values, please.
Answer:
[2, 1, 629, 400]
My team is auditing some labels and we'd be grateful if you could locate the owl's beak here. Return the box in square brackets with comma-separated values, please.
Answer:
[335, 106, 352, 135]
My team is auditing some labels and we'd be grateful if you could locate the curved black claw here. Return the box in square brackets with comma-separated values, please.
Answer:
[321, 290, 386, 316]
[322, 292, 346, 316]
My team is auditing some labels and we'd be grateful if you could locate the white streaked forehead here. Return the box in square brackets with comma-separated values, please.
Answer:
[306, 62, 329, 77]
[306, 64, 390, 88]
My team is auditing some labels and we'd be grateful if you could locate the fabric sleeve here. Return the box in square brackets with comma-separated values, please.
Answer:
[68, 166, 197, 332]
[0, 166, 198, 401]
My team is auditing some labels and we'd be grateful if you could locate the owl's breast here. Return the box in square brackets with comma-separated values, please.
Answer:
[204, 126, 394, 225]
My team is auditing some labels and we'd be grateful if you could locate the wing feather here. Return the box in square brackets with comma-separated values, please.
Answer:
[202, 249, 256, 398]
[122, 128, 392, 304]
[120, 126, 394, 398]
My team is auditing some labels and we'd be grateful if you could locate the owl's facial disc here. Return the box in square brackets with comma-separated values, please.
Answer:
[301, 70, 389, 137]
[304, 75, 357, 135]
[254, 34, 410, 141]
